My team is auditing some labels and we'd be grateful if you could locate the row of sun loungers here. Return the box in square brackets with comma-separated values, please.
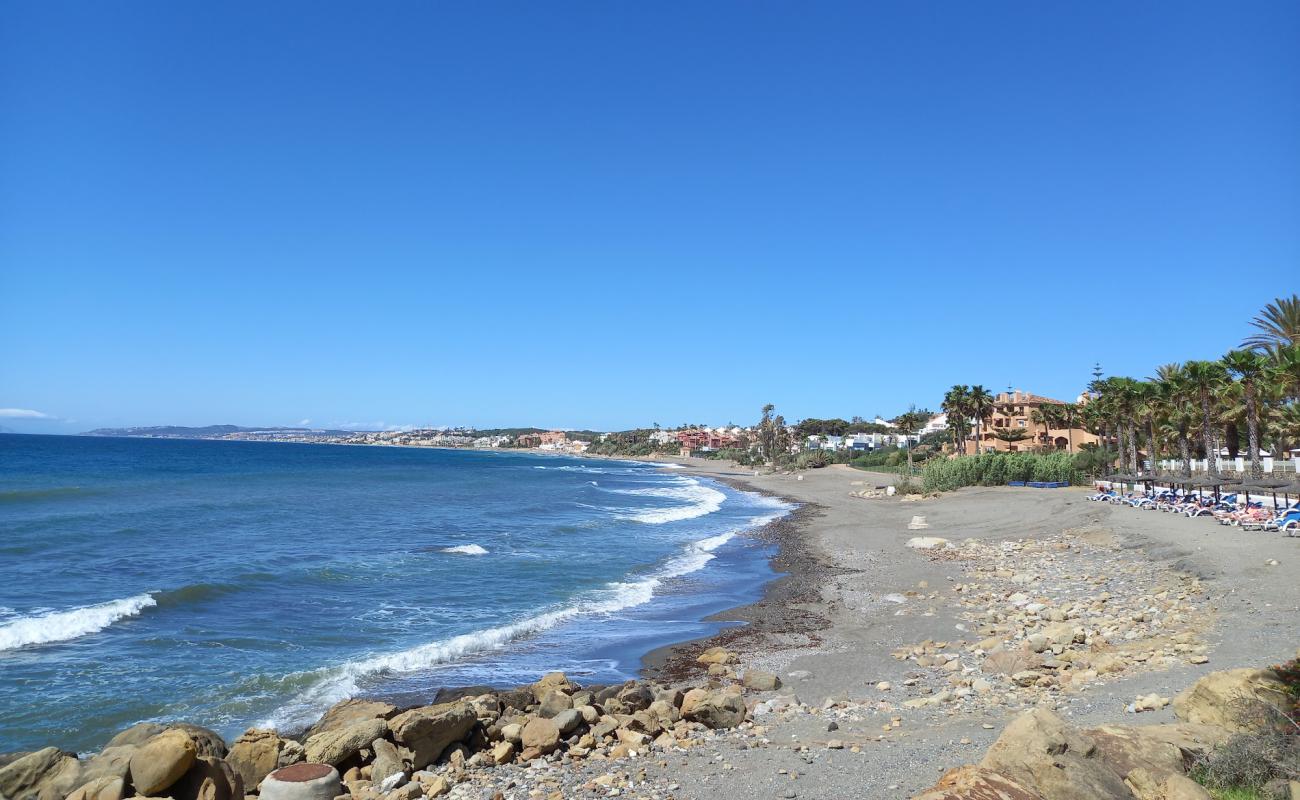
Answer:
[1086, 486, 1300, 534]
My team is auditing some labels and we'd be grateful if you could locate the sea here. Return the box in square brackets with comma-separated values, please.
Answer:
[0, 434, 789, 753]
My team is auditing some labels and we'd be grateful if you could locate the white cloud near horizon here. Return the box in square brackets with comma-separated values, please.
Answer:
[298, 418, 312, 426]
[0, 408, 54, 419]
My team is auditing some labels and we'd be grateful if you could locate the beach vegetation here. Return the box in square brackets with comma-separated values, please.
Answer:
[1243, 293, 1300, 351]
[920, 451, 1080, 492]
[796, 451, 831, 469]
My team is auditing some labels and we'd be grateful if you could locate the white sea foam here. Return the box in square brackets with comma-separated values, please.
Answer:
[609, 478, 727, 524]
[0, 593, 157, 651]
[260, 519, 749, 731]
[440, 544, 488, 555]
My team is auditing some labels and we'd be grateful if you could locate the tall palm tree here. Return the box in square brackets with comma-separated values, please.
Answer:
[1154, 364, 1193, 475]
[1183, 360, 1227, 477]
[1222, 349, 1271, 477]
[1243, 294, 1300, 351]
[941, 385, 972, 455]
[1059, 402, 1080, 453]
[968, 385, 994, 455]
[1135, 381, 1164, 475]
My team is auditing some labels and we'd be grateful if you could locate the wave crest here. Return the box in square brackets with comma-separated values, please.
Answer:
[609, 478, 727, 524]
[0, 594, 157, 651]
[440, 544, 488, 555]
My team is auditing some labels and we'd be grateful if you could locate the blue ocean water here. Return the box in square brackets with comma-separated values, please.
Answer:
[0, 434, 788, 753]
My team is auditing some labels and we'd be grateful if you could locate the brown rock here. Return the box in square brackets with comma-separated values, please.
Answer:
[1171, 668, 1291, 731]
[742, 671, 782, 692]
[696, 647, 738, 666]
[681, 690, 746, 729]
[65, 776, 126, 800]
[80, 747, 135, 785]
[388, 703, 476, 769]
[979, 709, 1128, 800]
[0, 748, 83, 800]
[167, 725, 228, 759]
[982, 646, 1043, 676]
[302, 719, 388, 768]
[225, 729, 300, 791]
[368, 739, 408, 786]
[105, 723, 169, 749]
[1161, 774, 1212, 800]
[171, 756, 243, 800]
[129, 730, 198, 797]
[305, 699, 398, 738]
[910, 765, 1044, 800]
[537, 690, 573, 718]
[520, 717, 560, 758]
[1086, 723, 1228, 783]
[530, 672, 574, 702]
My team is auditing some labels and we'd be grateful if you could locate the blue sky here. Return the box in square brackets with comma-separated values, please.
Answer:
[3, 2, 1297, 434]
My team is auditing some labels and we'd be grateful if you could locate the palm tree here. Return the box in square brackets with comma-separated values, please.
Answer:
[1243, 294, 1300, 351]
[1154, 364, 1194, 475]
[894, 406, 933, 476]
[941, 385, 972, 455]
[1222, 349, 1271, 478]
[1183, 360, 1227, 476]
[1030, 404, 1059, 450]
[1059, 402, 1080, 453]
[968, 385, 995, 455]
[1135, 381, 1164, 475]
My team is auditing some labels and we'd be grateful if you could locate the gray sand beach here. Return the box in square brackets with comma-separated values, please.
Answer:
[606, 459, 1299, 798]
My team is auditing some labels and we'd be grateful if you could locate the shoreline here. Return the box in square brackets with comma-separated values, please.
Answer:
[7, 453, 1298, 799]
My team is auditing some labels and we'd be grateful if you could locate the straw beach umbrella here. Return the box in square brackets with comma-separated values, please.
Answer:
[1245, 477, 1291, 509]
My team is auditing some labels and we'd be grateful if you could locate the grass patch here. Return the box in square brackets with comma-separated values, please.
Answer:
[1205, 787, 1269, 800]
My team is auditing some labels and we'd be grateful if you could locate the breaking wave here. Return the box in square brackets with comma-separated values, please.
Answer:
[259, 522, 749, 731]
[608, 478, 727, 524]
[0, 594, 157, 652]
[440, 544, 489, 556]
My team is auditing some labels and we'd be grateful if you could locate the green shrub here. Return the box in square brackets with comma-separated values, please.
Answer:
[921, 452, 1081, 492]
[797, 451, 831, 469]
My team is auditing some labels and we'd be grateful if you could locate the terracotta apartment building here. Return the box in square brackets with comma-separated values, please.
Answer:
[969, 390, 1098, 453]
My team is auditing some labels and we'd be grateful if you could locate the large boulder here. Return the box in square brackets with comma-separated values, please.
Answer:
[681, 689, 746, 729]
[530, 673, 574, 702]
[537, 691, 572, 718]
[910, 765, 1044, 800]
[519, 717, 560, 759]
[368, 738, 409, 786]
[0, 747, 83, 800]
[305, 699, 397, 738]
[742, 670, 782, 692]
[695, 647, 738, 666]
[129, 729, 198, 797]
[1084, 723, 1229, 783]
[1172, 668, 1291, 731]
[80, 747, 136, 784]
[105, 723, 168, 749]
[65, 776, 126, 800]
[302, 718, 387, 768]
[979, 709, 1129, 800]
[167, 725, 227, 760]
[171, 756, 243, 800]
[387, 703, 477, 769]
[982, 646, 1043, 676]
[224, 729, 304, 791]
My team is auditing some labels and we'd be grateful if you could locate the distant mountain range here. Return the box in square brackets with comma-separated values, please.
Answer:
[82, 425, 358, 438]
